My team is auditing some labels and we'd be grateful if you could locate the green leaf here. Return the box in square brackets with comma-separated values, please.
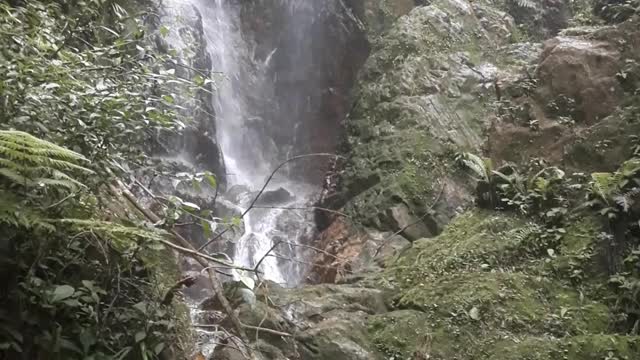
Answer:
[133, 302, 147, 314]
[204, 172, 217, 188]
[193, 75, 205, 87]
[162, 95, 174, 104]
[154, 342, 165, 355]
[52, 285, 75, 302]
[159, 26, 170, 37]
[182, 202, 200, 211]
[202, 219, 212, 238]
[135, 331, 146, 343]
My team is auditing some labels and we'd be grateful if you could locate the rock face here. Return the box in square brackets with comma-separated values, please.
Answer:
[265, 6, 640, 360]
[537, 36, 622, 123]
[323, 0, 524, 239]
[488, 16, 640, 169]
[155, 4, 225, 179]
[234, 0, 369, 181]
[225, 211, 640, 359]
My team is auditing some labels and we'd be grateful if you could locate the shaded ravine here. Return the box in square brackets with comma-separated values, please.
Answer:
[162, 0, 367, 356]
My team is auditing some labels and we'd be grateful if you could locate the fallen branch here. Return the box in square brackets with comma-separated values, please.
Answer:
[241, 323, 292, 338]
[158, 239, 254, 272]
[109, 181, 256, 359]
[252, 205, 349, 218]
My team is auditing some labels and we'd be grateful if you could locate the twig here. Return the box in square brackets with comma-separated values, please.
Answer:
[252, 205, 349, 218]
[373, 184, 446, 257]
[241, 323, 292, 337]
[46, 192, 78, 209]
[157, 240, 253, 272]
[109, 181, 256, 358]
[279, 240, 346, 261]
[253, 241, 283, 276]
[198, 153, 343, 251]
[268, 253, 345, 271]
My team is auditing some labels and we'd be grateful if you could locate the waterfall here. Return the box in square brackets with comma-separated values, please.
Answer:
[163, 0, 319, 286]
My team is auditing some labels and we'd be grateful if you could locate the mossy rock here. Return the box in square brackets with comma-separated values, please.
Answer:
[385, 210, 542, 274]
[368, 310, 438, 359]
[336, 0, 525, 229]
[490, 335, 640, 360]
[393, 271, 609, 335]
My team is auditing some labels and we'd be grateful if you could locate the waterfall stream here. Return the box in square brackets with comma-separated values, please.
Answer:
[160, 0, 364, 356]
[164, 0, 319, 286]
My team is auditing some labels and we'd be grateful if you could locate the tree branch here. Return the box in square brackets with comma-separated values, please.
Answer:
[197, 153, 343, 251]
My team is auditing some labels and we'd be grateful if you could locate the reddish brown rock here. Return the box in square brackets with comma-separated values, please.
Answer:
[305, 217, 368, 284]
[537, 36, 623, 124]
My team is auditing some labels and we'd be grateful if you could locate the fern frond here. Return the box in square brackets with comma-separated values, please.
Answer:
[615, 187, 640, 212]
[0, 131, 88, 163]
[0, 190, 55, 232]
[457, 152, 491, 181]
[0, 130, 93, 190]
[591, 172, 616, 202]
[510, 0, 538, 9]
[58, 219, 169, 241]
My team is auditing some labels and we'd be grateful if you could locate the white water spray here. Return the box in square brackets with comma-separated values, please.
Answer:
[163, 0, 318, 286]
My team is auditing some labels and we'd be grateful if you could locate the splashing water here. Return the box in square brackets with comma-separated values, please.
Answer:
[163, 0, 319, 286]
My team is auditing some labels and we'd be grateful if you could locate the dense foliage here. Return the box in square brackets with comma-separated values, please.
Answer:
[458, 129, 640, 331]
[0, 0, 199, 359]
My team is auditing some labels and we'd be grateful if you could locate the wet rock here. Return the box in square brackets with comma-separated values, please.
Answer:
[230, 282, 388, 359]
[387, 203, 435, 241]
[156, 3, 225, 179]
[537, 35, 623, 123]
[255, 187, 294, 205]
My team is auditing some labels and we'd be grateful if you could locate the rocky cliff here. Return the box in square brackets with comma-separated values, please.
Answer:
[211, 0, 640, 359]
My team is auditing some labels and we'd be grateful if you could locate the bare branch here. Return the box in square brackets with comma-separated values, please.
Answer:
[198, 153, 343, 251]
[241, 323, 292, 337]
[253, 241, 283, 277]
[252, 205, 349, 218]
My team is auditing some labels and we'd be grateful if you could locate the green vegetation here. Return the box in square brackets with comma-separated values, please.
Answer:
[0, 0, 204, 358]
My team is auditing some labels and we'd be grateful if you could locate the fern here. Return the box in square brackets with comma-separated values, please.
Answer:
[615, 187, 640, 213]
[58, 219, 169, 251]
[0, 130, 93, 190]
[590, 172, 617, 203]
[456, 152, 492, 182]
[509, 0, 538, 9]
[0, 190, 55, 231]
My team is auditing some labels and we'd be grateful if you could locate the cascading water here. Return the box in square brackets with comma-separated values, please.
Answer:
[161, 0, 366, 356]
[163, 0, 320, 286]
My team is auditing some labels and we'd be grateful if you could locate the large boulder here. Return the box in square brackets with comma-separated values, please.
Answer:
[537, 36, 623, 123]
[328, 0, 522, 236]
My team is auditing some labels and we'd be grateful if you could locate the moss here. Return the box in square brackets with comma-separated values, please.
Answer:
[490, 335, 640, 360]
[141, 247, 194, 356]
[394, 270, 608, 334]
[365, 210, 620, 358]
[385, 210, 543, 276]
[368, 310, 430, 359]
